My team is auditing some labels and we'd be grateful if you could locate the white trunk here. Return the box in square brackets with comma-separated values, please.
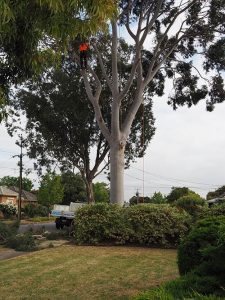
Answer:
[110, 142, 125, 205]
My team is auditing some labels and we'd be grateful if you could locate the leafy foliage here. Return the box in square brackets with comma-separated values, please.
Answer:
[93, 182, 109, 203]
[0, 203, 16, 218]
[149, 192, 167, 204]
[0, 220, 19, 244]
[0, 176, 33, 191]
[126, 204, 190, 248]
[0, 0, 116, 113]
[178, 216, 225, 296]
[74, 203, 131, 245]
[167, 187, 201, 203]
[74, 204, 190, 247]
[175, 194, 206, 217]
[61, 172, 87, 204]
[38, 172, 64, 207]
[23, 203, 49, 218]
[6, 232, 37, 251]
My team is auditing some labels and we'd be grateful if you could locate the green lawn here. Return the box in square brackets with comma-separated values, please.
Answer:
[0, 245, 178, 300]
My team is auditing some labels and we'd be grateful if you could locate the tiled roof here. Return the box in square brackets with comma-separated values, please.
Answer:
[0, 186, 18, 197]
[9, 186, 37, 202]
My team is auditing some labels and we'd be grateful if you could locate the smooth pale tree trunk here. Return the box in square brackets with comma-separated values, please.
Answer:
[110, 142, 125, 205]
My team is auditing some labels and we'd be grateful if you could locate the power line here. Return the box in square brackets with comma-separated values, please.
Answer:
[130, 166, 222, 187]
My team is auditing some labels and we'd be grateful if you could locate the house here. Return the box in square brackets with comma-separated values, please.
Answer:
[0, 186, 37, 208]
[0, 186, 18, 206]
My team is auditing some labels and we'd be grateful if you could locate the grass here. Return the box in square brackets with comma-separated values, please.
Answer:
[0, 245, 178, 300]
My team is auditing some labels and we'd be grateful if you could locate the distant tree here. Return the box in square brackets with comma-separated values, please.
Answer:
[207, 186, 225, 200]
[150, 192, 167, 204]
[175, 194, 206, 217]
[38, 173, 64, 208]
[0, 176, 33, 191]
[129, 195, 151, 205]
[61, 172, 87, 205]
[93, 182, 109, 203]
[167, 187, 200, 203]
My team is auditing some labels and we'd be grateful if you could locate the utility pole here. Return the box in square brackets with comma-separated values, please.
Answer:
[13, 135, 24, 221]
[18, 136, 23, 221]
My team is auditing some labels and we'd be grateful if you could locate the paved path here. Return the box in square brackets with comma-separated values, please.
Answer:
[0, 249, 27, 260]
[18, 222, 57, 233]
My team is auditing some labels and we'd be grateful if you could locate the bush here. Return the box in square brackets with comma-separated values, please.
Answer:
[0, 220, 19, 244]
[178, 216, 225, 296]
[74, 203, 131, 245]
[175, 194, 206, 217]
[0, 204, 16, 218]
[126, 204, 191, 247]
[6, 232, 37, 251]
[74, 204, 190, 247]
[24, 204, 49, 218]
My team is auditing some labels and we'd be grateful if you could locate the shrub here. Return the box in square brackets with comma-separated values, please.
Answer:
[6, 232, 37, 251]
[175, 194, 206, 217]
[126, 204, 190, 247]
[0, 220, 19, 244]
[74, 203, 131, 245]
[0, 204, 16, 218]
[74, 204, 190, 247]
[24, 203, 49, 218]
[207, 203, 225, 217]
[178, 216, 225, 296]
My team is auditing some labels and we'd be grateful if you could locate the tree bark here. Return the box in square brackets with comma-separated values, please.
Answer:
[85, 179, 95, 204]
[110, 141, 125, 205]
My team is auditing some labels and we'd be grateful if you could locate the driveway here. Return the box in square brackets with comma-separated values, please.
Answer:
[18, 222, 57, 233]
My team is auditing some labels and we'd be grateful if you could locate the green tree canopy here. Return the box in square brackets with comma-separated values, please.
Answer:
[0, 176, 33, 191]
[0, 0, 116, 120]
[93, 182, 109, 203]
[149, 192, 167, 204]
[166, 187, 201, 203]
[207, 186, 225, 200]
[61, 172, 87, 205]
[38, 172, 64, 208]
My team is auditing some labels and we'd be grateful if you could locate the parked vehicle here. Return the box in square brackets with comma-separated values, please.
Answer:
[51, 202, 86, 229]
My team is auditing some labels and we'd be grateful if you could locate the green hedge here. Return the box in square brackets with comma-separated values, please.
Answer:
[74, 204, 190, 247]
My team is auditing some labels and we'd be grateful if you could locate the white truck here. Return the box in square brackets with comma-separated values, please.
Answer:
[51, 202, 86, 229]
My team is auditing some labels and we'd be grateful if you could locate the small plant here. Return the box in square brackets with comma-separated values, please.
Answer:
[6, 232, 37, 251]
[0, 204, 16, 218]
[0, 220, 20, 244]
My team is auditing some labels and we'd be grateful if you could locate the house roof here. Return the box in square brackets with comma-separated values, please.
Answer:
[0, 186, 18, 197]
[9, 186, 37, 202]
